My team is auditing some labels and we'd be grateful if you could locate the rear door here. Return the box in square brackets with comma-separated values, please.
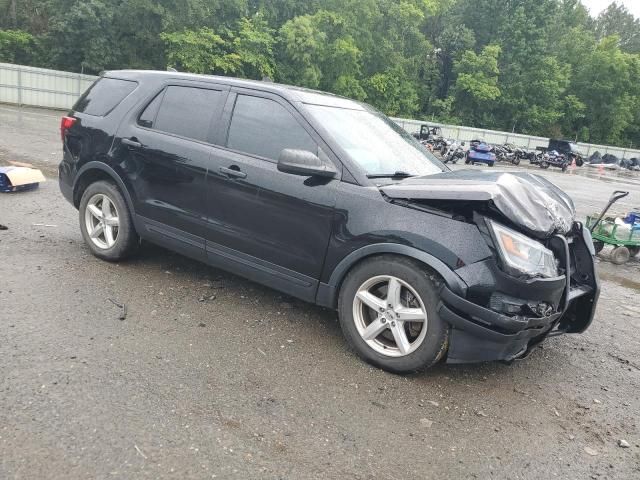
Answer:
[115, 81, 228, 259]
[204, 90, 340, 301]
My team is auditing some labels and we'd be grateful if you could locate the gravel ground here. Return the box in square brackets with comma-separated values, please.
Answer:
[1, 105, 639, 479]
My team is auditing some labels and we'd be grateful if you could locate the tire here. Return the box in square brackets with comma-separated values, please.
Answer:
[540, 161, 550, 169]
[338, 255, 449, 373]
[576, 158, 584, 167]
[465, 155, 471, 165]
[610, 246, 630, 265]
[512, 157, 520, 166]
[561, 164, 568, 172]
[488, 161, 495, 167]
[628, 246, 640, 257]
[79, 180, 139, 261]
[593, 240, 605, 254]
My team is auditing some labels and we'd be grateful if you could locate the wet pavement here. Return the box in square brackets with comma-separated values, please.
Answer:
[1, 106, 640, 479]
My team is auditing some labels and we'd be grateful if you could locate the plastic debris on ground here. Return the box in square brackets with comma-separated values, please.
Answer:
[0, 166, 46, 193]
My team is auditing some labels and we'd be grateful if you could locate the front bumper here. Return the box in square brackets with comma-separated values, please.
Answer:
[439, 223, 599, 364]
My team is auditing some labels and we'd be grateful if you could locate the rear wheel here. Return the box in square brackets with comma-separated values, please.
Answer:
[338, 256, 449, 373]
[611, 246, 630, 265]
[79, 181, 139, 261]
[512, 157, 521, 166]
[628, 246, 640, 257]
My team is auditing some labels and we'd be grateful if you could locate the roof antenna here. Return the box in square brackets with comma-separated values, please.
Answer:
[167, 67, 178, 72]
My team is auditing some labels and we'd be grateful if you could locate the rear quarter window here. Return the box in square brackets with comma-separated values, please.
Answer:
[73, 77, 137, 116]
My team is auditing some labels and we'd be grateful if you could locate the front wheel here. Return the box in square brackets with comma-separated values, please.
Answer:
[512, 157, 521, 166]
[79, 180, 139, 261]
[338, 256, 449, 373]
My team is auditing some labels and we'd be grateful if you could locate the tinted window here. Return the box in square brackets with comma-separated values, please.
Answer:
[73, 77, 137, 116]
[227, 95, 316, 161]
[138, 91, 164, 128]
[153, 86, 224, 142]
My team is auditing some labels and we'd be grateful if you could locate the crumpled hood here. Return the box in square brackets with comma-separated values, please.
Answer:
[379, 169, 576, 238]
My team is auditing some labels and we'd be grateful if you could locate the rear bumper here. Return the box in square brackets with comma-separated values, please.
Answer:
[439, 224, 599, 364]
[468, 153, 495, 163]
[58, 149, 76, 206]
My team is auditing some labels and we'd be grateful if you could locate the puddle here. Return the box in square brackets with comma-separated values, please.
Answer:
[598, 271, 640, 291]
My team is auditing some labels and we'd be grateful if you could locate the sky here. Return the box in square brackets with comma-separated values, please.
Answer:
[582, 0, 640, 18]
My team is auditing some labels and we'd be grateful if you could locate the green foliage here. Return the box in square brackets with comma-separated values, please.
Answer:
[1, 0, 640, 147]
[0, 29, 37, 63]
[162, 15, 275, 78]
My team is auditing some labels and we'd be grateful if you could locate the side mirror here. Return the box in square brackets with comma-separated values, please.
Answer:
[277, 149, 337, 178]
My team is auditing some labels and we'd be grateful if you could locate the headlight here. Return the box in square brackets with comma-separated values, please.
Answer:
[488, 220, 559, 278]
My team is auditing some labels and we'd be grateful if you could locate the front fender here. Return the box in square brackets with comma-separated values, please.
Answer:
[315, 243, 467, 309]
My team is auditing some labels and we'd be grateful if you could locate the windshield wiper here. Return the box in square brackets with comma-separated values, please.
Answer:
[366, 171, 415, 179]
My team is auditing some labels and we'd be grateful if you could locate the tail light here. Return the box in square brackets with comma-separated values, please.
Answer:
[60, 116, 76, 142]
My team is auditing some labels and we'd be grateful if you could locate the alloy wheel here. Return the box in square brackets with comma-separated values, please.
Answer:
[352, 275, 428, 357]
[84, 193, 120, 249]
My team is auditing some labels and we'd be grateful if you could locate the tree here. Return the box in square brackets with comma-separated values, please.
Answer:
[595, 2, 640, 53]
[0, 29, 37, 63]
[162, 15, 276, 79]
[45, 0, 119, 73]
[449, 44, 501, 126]
[572, 36, 638, 144]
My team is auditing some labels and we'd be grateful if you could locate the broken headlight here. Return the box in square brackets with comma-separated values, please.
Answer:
[488, 220, 558, 278]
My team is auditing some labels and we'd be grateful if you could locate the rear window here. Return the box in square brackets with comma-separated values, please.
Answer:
[73, 77, 137, 116]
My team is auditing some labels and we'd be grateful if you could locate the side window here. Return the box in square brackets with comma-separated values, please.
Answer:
[138, 91, 164, 128]
[227, 95, 317, 161]
[149, 86, 224, 142]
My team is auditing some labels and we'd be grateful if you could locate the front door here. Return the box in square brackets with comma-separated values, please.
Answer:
[205, 91, 339, 301]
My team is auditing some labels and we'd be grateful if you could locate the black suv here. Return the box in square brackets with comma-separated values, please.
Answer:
[59, 71, 599, 373]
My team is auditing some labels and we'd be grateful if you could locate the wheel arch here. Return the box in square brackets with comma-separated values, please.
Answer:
[73, 162, 135, 214]
[316, 243, 467, 309]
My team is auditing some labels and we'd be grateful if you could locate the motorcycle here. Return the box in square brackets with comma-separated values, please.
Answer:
[530, 149, 570, 171]
[442, 141, 466, 164]
[494, 143, 521, 165]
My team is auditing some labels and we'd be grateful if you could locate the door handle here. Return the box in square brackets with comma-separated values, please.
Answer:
[219, 166, 247, 179]
[122, 137, 143, 148]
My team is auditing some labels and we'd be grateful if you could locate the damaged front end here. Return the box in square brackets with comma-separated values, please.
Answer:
[380, 170, 600, 364]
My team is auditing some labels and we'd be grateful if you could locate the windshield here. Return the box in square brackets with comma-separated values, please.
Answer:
[304, 104, 446, 177]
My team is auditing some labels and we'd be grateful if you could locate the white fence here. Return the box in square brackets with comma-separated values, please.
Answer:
[1, 62, 638, 160]
[0, 62, 97, 110]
